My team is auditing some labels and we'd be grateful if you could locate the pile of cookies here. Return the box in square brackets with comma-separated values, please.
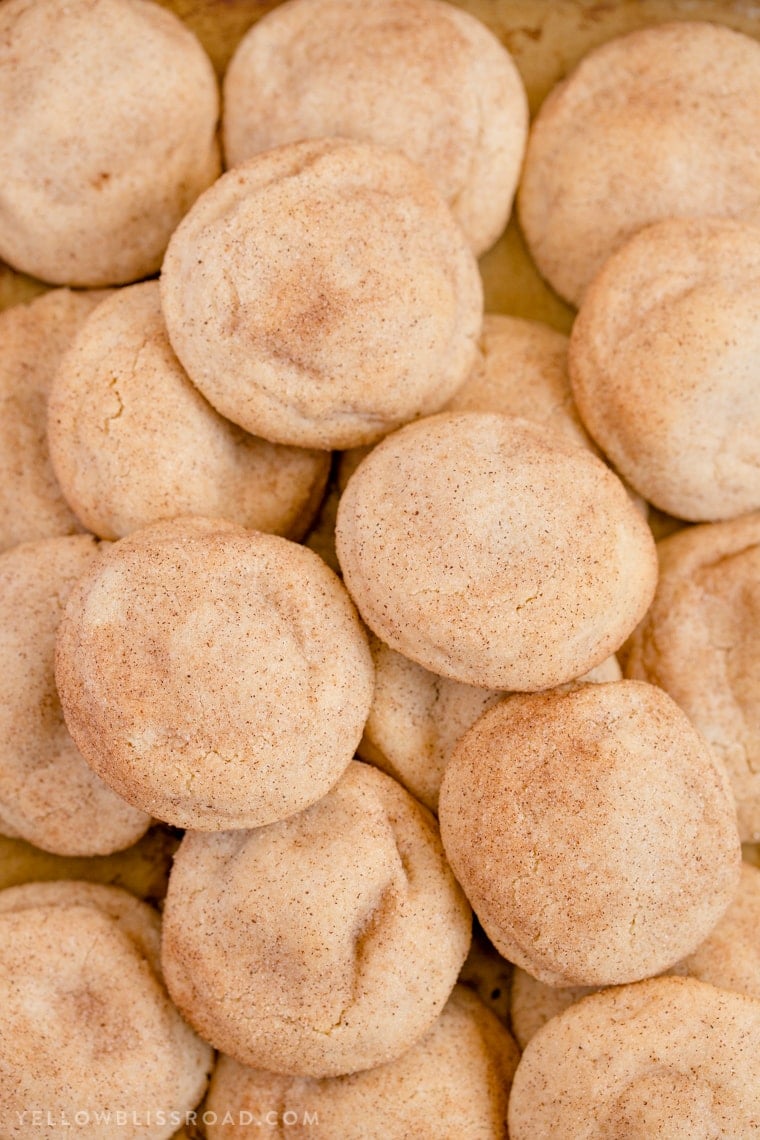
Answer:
[1, 0, 759, 1136]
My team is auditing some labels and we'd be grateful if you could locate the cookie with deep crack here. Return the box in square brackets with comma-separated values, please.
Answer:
[161, 761, 471, 1077]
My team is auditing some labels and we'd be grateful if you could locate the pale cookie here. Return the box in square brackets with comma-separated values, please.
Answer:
[336, 412, 656, 691]
[48, 282, 329, 541]
[510, 862, 760, 1048]
[569, 218, 760, 521]
[55, 518, 374, 830]
[205, 986, 518, 1140]
[0, 880, 212, 1140]
[161, 761, 471, 1078]
[358, 632, 621, 812]
[447, 314, 594, 451]
[160, 138, 482, 449]
[0, 0, 220, 286]
[508, 977, 760, 1139]
[223, 0, 527, 256]
[518, 21, 760, 305]
[0, 289, 103, 552]
[0, 536, 150, 855]
[626, 513, 760, 840]
[439, 681, 741, 987]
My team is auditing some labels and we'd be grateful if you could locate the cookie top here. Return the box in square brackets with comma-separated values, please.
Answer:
[447, 315, 595, 452]
[518, 21, 760, 305]
[223, 0, 527, 256]
[569, 218, 760, 521]
[161, 761, 471, 1078]
[439, 680, 741, 987]
[205, 986, 518, 1140]
[0, 536, 150, 855]
[0, 0, 220, 286]
[0, 880, 212, 1140]
[510, 861, 760, 1048]
[55, 518, 374, 830]
[0, 289, 102, 553]
[358, 633, 621, 812]
[508, 977, 760, 1140]
[336, 412, 656, 690]
[160, 138, 482, 449]
[626, 513, 760, 840]
[48, 282, 329, 541]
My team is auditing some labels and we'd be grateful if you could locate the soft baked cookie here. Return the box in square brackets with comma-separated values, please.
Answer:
[204, 986, 518, 1140]
[336, 412, 656, 691]
[358, 633, 621, 811]
[569, 218, 760, 521]
[0, 0, 220, 286]
[439, 681, 741, 987]
[626, 513, 760, 840]
[0, 536, 150, 855]
[223, 0, 527, 256]
[161, 761, 471, 1078]
[55, 518, 374, 830]
[447, 314, 594, 451]
[508, 977, 760, 1139]
[510, 861, 760, 1048]
[0, 288, 103, 552]
[48, 282, 329, 541]
[0, 880, 212, 1140]
[160, 138, 482, 449]
[518, 21, 760, 306]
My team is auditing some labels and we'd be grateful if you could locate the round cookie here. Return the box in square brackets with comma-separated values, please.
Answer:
[0, 288, 103, 553]
[48, 282, 329, 541]
[336, 412, 656, 691]
[626, 513, 760, 840]
[222, 0, 527, 257]
[0, 880, 212, 1140]
[0, 536, 150, 855]
[439, 680, 741, 987]
[358, 633, 621, 812]
[205, 986, 518, 1140]
[55, 518, 374, 830]
[161, 761, 472, 1078]
[509, 861, 760, 1047]
[447, 314, 594, 452]
[0, 0, 220, 286]
[160, 138, 483, 450]
[508, 977, 760, 1139]
[569, 218, 760, 521]
[518, 21, 760, 306]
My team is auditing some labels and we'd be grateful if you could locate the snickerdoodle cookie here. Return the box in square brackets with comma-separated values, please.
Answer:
[0, 0, 220, 286]
[55, 518, 373, 830]
[358, 633, 620, 812]
[439, 681, 741, 987]
[510, 861, 760, 1048]
[48, 282, 329, 540]
[161, 762, 471, 1078]
[223, 0, 527, 256]
[626, 513, 760, 840]
[518, 21, 760, 305]
[0, 289, 102, 553]
[0, 880, 212, 1140]
[569, 218, 760, 521]
[336, 412, 656, 691]
[508, 977, 760, 1139]
[205, 987, 518, 1140]
[0, 536, 150, 855]
[160, 139, 482, 449]
[447, 315, 594, 452]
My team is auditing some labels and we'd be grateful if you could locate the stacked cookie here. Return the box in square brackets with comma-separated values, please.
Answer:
[1, 1, 760, 1137]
